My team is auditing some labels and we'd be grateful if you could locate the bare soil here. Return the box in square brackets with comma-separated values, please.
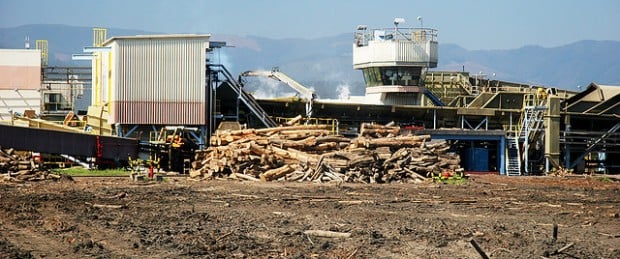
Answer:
[0, 175, 619, 258]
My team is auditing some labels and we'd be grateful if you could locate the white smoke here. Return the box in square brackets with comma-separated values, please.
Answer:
[336, 82, 351, 100]
[246, 75, 296, 99]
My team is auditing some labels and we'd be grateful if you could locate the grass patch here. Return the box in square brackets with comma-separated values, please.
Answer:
[443, 178, 468, 185]
[431, 171, 468, 185]
[53, 167, 131, 177]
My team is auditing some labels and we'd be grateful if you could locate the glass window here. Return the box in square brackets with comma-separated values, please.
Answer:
[362, 67, 422, 87]
[362, 67, 383, 87]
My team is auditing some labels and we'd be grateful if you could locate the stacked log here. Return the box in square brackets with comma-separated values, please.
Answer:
[0, 148, 35, 173]
[0, 147, 68, 183]
[191, 123, 462, 183]
[359, 122, 400, 138]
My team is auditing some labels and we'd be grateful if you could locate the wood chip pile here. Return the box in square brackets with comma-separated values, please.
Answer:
[0, 147, 69, 183]
[191, 123, 462, 183]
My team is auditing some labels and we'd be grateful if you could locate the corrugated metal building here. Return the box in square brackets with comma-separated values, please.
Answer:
[91, 34, 210, 125]
[0, 49, 42, 120]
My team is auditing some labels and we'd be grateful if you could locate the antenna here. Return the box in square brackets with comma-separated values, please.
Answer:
[417, 16, 423, 28]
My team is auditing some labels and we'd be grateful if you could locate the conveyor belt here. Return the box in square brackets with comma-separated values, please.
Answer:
[0, 124, 138, 160]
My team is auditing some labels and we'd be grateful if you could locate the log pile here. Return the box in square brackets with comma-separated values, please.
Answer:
[0, 147, 69, 183]
[359, 122, 400, 138]
[191, 123, 462, 183]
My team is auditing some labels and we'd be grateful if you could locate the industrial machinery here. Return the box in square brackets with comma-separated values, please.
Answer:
[144, 126, 199, 173]
[248, 18, 620, 175]
[0, 123, 139, 169]
[241, 68, 317, 117]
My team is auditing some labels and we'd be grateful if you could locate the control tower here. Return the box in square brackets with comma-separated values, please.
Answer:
[353, 18, 438, 105]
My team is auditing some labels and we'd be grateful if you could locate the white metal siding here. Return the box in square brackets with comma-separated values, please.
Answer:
[106, 37, 208, 125]
[353, 40, 438, 68]
[0, 49, 41, 66]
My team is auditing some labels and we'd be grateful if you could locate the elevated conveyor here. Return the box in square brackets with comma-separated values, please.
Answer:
[242, 69, 316, 116]
[423, 89, 445, 106]
[0, 124, 138, 161]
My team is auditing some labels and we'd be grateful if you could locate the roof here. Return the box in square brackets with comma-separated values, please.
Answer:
[564, 82, 620, 115]
[102, 34, 210, 46]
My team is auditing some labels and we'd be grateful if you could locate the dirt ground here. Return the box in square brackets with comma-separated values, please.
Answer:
[0, 175, 619, 258]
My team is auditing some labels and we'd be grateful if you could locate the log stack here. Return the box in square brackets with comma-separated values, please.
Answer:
[0, 147, 67, 183]
[191, 123, 462, 183]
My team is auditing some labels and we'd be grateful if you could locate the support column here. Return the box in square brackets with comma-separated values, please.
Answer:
[564, 115, 571, 169]
[545, 96, 561, 172]
[115, 123, 123, 137]
[499, 136, 506, 175]
[433, 109, 437, 129]
[199, 125, 207, 149]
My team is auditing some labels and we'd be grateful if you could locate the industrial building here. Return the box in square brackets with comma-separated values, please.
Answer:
[0, 49, 42, 120]
[1, 42, 89, 123]
[1, 21, 618, 174]
[83, 33, 212, 142]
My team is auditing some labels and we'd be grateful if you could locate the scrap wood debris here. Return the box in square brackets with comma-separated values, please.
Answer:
[0, 147, 70, 183]
[190, 122, 462, 183]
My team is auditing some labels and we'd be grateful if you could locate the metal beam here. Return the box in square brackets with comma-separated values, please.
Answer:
[83, 46, 112, 53]
[72, 54, 94, 60]
[569, 122, 620, 169]
[124, 125, 139, 138]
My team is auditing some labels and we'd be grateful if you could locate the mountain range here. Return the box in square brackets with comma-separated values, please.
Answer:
[1, 24, 619, 99]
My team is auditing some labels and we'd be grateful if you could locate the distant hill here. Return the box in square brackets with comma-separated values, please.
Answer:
[438, 41, 620, 89]
[2, 24, 619, 99]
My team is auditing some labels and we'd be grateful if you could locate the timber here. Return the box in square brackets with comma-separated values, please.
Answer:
[191, 122, 462, 183]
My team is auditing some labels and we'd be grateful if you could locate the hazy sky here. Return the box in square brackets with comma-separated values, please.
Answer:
[1, 0, 618, 50]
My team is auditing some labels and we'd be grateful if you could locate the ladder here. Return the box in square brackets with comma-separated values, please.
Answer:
[208, 64, 277, 128]
[506, 137, 521, 176]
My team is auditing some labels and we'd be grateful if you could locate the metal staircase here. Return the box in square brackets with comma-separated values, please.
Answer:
[518, 96, 546, 143]
[506, 94, 547, 176]
[506, 137, 522, 176]
[514, 94, 547, 175]
[208, 64, 277, 128]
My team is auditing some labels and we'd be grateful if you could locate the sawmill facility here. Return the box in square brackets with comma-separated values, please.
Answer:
[0, 21, 619, 176]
